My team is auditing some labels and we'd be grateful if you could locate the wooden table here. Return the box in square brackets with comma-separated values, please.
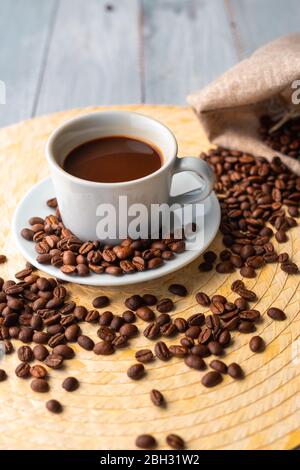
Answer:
[1, 0, 300, 127]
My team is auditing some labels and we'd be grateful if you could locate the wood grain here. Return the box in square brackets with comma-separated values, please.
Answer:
[0, 105, 299, 450]
[142, 0, 238, 104]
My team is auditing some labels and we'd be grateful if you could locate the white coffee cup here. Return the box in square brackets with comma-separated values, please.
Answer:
[46, 111, 215, 241]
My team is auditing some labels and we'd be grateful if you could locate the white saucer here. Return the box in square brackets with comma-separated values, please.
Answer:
[12, 175, 220, 287]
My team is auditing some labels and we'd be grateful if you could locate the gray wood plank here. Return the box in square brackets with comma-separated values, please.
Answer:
[35, 0, 141, 115]
[229, 0, 300, 58]
[0, 0, 57, 127]
[142, 0, 239, 104]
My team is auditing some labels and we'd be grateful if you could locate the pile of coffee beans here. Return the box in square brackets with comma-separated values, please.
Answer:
[201, 148, 300, 277]
[20, 199, 186, 277]
[259, 115, 300, 160]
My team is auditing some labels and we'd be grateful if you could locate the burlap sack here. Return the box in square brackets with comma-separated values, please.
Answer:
[187, 34, 300, 175]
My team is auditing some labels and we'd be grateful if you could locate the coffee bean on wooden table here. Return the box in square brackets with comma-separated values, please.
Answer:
[62, 376, 79, 392]
[136, 306, 155, 322]
[135, 349, 154, 363]
[122, 310, 136, 323]
[210, 359, 227, 374]
[33, 344, 49, 361]
[157, 298, 174, 313]
[191, 344, 210, 357]
[15, 362, 30, 378]
[125, 295, 144, 311]
[228, 363, 244, 379]
[195, 292, 210, 306]
[142, 294, 157, 306]
[92, 296, 110, 308]
[185, 355, 206, 370]
[166, 434, 185, 450]
[150, 389, 165, 407]
[127, 363, 145, 380]
[156, 313, 171, 327]
[94, 341, 114, 355]
[53, 344, 74, 359]
[169, 345, 188, 357]
[44, 353, 64, 369]
[144, 322, 160, 340]
[17, 345, 33, 362]
[119, 323, 138, 338]
[168, 284, 187, 297]
[136, 434, 157, 449]
[154, 341, 171, 361]
[208, 341, 223, 356]
[77, 335, 94, 351]
[30, 365, 47, 379]
[203, 251, 217, 264]
[0, 369, 7, 381]
[249, 336, 265, 352]
[201, 371, 223, 387]
[267, 307, 286, 321]
[31, 378, 49, 393]
[238, 321, 256, 333]
[198, 261, 213, 272]
[46, 400, 63, 413]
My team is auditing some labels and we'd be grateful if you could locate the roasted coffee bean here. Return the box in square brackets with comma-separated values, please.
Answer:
[216, 261, 234, 273]
[228, 363, 244, 379]
[48, 332, 65, 348]
[275, 230, 288, 243]
[238, 288, 257, 302]
[203, 251, 217, 264]
[119, 323, 138, 338]
[93, 341, 114, 355]
[174, 317, 188, 332]
[166, 434, 185, 450]
[122, 310, 136, 323]
[240, 266, 256, 278]
[21, 228, 34, 241]
[210, 301, 225, 315]
[32, 331, 50, 344]
[210, 359, 227, 374]
[2, 339, 13, 354]
[211, 294, 227, 304]
[154, 341, 171, 361]
[187, 313, 205, 326]
[185, 325, 201, 339]
[33, 344, 49, 361]
[92, 296, 110, 308]
[99, 311, 114, 326]
[185, 354, 206, 370]
[217, 329, 231, 346]
[148, 257, 163, 269]
[168, 283, 187, 297]
[62, 376, 79, 392]
[112, 334, 128, 348]
[142, 294, 157, 306]
[249, 335, 265, 352]
[198, 261, 213, 272]
[180, 337, 194, 348]
[135, 349, 154, 363]
[160, 322, 177, 337]
[127, 363, 145, 380]
[97, 326, 116, 342]
[136, 434, 157, 449]
[44, 353, 64, 369]
[30, 314, 43, 330]
[267, 307, 286, 321]
[136, 306, 155, 322]
[169, 345, 189, 357]
[208, 341, 223, 356]
[30, 365, 47, 379]
[150, 389, 165, 407]
[46, 399, 62, 413]
[144, 322, 160, 340]
[238, 321, 256, 333]
[201, 371, 223, 387]
[125, 295, 144, 311]
[73, 306, 88, 321]
[156, 313, 171, 327]
[205, 314, 220, 330]
[47, 197, 57, 208]
[234, 297, 248, 310]
[17, 345, 33, 362]
[105, 266, 123, 276]
[53, 344, 74, 359]
[31, 378, 49, 393]
[198, 328, 213, 344]
[77, 335, 94, 351]
[0, 369, 7, 381]
[239, 309, 260, 322]
[110, 315, 124, 331]
[195, 292, 210, 307]
[85, 310, 99, 323]
[15, 362, 30, 378]
[191, 344, 210, 357]
[18, 327, 33, 343]
[281, 261, 299, 274]
[65, 324, 80, 342]
[156, 298, 174, 313]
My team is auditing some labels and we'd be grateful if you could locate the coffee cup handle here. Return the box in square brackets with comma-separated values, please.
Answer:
[169, 157, 215, 205]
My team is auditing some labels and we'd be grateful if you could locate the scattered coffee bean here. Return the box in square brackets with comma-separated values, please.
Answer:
[267, 307, 286, 321]
[191, 344, 210, 357]
[166, 434, 185, 450]
[30, 365, 47, 379]
[125, 295, 144, 311]
[136, 306, 155, 322]
[208, 341, 223, 356]
[92, 296, 110, 308]
[0, 369, 7, 381]
[168, 283, 187, 297]
[135, 349, 154, 363]
[249, 335, 265, 353]
[150, 389, 165, 407]
[31, 378, 49, 393]
[33, 344, 49, 361]
[94, 341, 114, 355]
[210, 359, 227, 374]
[122, 310, 136, 323]
[195, 292, 210, 306]
[142, 294, 157, 306]
[127, 363, 145, 380]
[154, 341, 171, 361]
[169, 345, 188, 357]
[44, 353, 64, 369]
[185, 355, 206, 370]
[17, 345, 33, 362]
[46, 399, 62, 413]
[157, 298, 174, 313]
[62, 376, 79, 392]
[15, 362, 30, 378]
[228, 363, 244, 379]
[201, 371, 223, 387]
[136, 434, 157, 449]
[144, 322, 160, 340]
[77, 335, 94, 351]
[52, 344, 74, 359]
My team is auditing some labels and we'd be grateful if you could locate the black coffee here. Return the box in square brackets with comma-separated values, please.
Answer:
[63, 136, 163, 183]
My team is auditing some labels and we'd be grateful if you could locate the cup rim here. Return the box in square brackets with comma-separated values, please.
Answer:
[46, 110, 178, 187]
